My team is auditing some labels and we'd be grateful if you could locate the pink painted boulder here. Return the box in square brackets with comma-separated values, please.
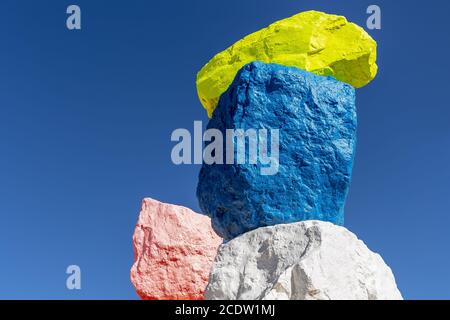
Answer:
[130, 198, 222, 300]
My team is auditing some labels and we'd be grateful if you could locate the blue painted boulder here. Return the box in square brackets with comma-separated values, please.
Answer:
[197, 61, 357, 240]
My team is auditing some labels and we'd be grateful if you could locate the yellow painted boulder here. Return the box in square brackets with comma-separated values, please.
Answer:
[196, 10, 378, 117]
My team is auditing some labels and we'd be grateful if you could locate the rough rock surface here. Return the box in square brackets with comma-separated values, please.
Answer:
[196, 10, 377, 117]
[197, 61, 356, 239]
[130, 198, 222, 300]
[205, 221, 402, 300]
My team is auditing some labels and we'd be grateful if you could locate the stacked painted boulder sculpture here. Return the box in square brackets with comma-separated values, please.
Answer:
[131, 10, 402, 300]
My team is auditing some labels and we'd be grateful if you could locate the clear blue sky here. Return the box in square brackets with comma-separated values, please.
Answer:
[0, 0, 449, 299]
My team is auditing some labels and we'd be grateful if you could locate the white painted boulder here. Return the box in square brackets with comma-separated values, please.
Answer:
[205, 221, 402, 300]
